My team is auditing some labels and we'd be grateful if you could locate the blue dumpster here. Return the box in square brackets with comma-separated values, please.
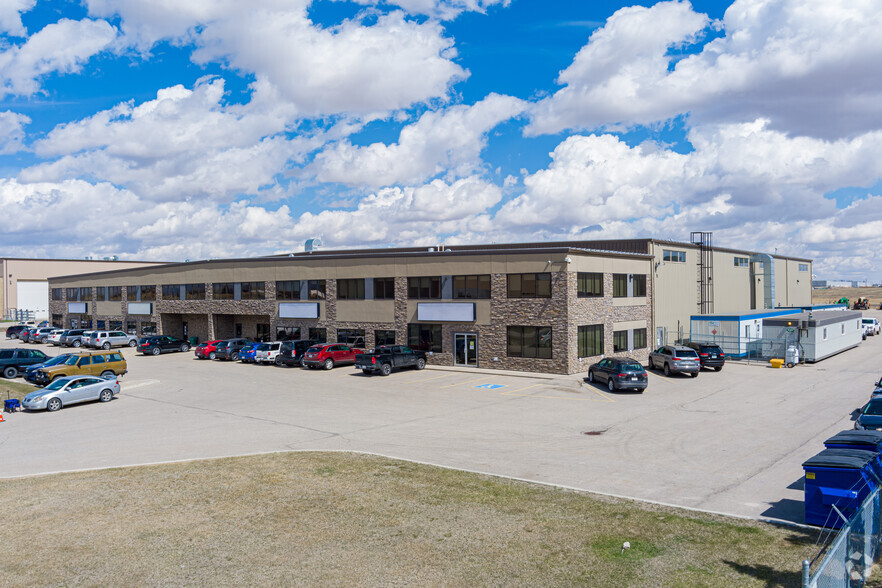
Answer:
[803, 449, 880, 528]
[824, 430, 882, 454]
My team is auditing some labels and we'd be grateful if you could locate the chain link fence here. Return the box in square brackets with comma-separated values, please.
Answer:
[661, 331, 805, 365]
[804, 488, 881, 587]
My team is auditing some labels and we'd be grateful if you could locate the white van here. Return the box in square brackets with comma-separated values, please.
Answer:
[862, 318, 881, 336]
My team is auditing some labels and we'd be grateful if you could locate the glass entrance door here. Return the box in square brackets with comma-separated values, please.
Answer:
[454, 333, 478, 367]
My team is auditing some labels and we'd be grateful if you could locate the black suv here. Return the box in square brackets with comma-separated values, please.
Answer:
[587, 357, 648, 392]
[682, 341, 726, 371]
[137, 335, 191, 355]
[0, 348, 50, 378]
[5, 325, 28, 339]
[276, 339, 318, 367]
[214, 338, 254, 361]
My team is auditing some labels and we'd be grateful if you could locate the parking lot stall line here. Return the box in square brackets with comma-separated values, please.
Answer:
[439, 377, 490, 389]
[396, 373, 457, 385]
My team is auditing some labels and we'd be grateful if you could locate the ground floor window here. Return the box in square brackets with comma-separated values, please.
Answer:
[276, 326, 301, 341]
[337, 328, 365, 347]
[70, 318, 78, 329]
[256, 323, 271, 342]
[309, 328, 327, 343]
[141, 322, 157, 336]
[97, 320, 106, 330]
[633, 328, 647, 349]
[507, 326, 552, 359]
[578, 324, 603, 358]
[51, 314, 62, 327]
[126, 321, 137, 335]
[408, 323, 442, 352]
[109, 320, 122, 331]
[613, 330, 628, 352]
[375, 329, 395, 347]
[80, 318, 93, 329]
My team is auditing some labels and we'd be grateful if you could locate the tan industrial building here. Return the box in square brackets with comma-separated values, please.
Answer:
[1, 257, 166, 321]
[45, 238, 812, 374]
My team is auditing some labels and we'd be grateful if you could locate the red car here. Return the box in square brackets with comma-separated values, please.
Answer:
[302, 344, 364, 370]
[194, 340, 224, 360]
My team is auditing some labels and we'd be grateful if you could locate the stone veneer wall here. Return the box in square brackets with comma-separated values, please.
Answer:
[566, 272, 653, 374]
[50, 270, 653, 374]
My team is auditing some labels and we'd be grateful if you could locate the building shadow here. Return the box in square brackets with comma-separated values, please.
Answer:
[760, 498, 805, 525]
[722, 560, 804, 588]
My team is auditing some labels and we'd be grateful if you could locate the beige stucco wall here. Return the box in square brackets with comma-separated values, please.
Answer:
[648, 243, 813, 338]
[336, 300, 394, 323]
[2, 258, 165, 315]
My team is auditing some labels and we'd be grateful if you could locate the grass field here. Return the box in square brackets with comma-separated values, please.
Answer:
[0, 452, 817, 586]
[813, 287, 882, 307]
[0, 378, 36, 402]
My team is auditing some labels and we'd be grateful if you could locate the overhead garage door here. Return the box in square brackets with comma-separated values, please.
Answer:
[16, 280, 49, 319]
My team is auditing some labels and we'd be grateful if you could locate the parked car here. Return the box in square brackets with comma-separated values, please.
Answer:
[137, 335, 191, 355]
[86, 330, 139, 349]
[587, 357, 648, 392]
[239, 343, 259, 363]
[30, 327, 59, 344]
[47, 330, 66, 345]
[34, 349, 127, 384]
[355, 345, 427, 376]
[254, 342, 284, 365]
[682, 341, 726, 371]
[22, 375, 120, 412]
[194, 339, 224, 360]
[59, 329, 88, 347]
[5, 325, 28, 339]
[18, 327, 37, 343]
[862, 318, 880, 336]
[302, 343, 364, 370]
[855, 398, 882, 431]
[24, 353, 75, 383]
[276, 339, 318, 368]
[648, 345, 700, 377]
[0, 348, 50, 379]
[213, 338, 253, 361]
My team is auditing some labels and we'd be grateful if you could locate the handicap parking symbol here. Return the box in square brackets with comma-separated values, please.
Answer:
[475, 383, 505, 390]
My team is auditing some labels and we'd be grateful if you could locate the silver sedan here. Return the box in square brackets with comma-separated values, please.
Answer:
[22, 375, 120, 412]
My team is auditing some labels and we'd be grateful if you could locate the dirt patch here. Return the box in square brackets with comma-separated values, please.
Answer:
[0, 452, 816, 587]
[813, 287, 882, 307]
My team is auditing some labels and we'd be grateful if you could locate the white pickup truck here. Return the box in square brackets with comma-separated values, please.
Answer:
[862, 317, 880, 336]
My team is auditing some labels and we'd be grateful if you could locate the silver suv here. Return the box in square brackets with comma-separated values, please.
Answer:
[648, 345, 700, 377]
[86, 331, 139, 349]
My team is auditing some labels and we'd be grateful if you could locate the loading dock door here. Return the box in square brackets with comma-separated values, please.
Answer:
[16, 280, 49, 319]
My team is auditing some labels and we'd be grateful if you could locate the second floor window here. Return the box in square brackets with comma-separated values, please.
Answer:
[162, 285, 182, 300]
[577, 272, 602, 297]
[374, 277, 395, 300]
[408, 276, 441, 299]
[276, 280, 300, 300]
[140, 285, 156, 301]
[308, 280, 326, 300]
[108, 286, 122, 301]
[185, 284, 205, 300]
[240, 282, 265, 300]
[337, 278, 365, 300]
[214, 283, 234, 300]
[51, 288, 63, 301]
[663, 250, 686, 262]
[507, 273, 551, 298]
[453, 275, 491, 299]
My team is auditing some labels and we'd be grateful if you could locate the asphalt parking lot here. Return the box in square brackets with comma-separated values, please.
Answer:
[3, 316, 881, 526]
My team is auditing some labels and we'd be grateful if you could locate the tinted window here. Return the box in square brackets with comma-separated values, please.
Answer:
[677, 349, 699, 358]
[93, 355, 106, 364]
[78, 356, 91, 366]
[108, 353, 123, 362]
[0, 350, 12, 359]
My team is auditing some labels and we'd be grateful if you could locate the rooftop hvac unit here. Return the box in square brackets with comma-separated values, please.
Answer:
[305, 237, 322, 253]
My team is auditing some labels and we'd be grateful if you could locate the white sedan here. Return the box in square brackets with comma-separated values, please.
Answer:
[22, 375, 120, 412]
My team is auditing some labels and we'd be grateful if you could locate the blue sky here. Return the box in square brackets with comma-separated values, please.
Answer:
[1, 0, 881, 280]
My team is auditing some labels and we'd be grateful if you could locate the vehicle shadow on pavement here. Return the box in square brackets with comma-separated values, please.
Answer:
[581, 378, 644, 394]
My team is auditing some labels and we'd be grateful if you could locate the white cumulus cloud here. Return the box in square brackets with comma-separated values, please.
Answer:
[0, 111, 30, 154]
[312, 93, 525, 187]
[0, 18, 117, 97]
[529, 0, 882, 139]
[0, 0, 35, 36]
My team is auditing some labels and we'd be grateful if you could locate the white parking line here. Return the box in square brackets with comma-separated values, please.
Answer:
[121, 379, 160, 391]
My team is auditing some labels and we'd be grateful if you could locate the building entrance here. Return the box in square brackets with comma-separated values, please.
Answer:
[454, 333, 478, 367]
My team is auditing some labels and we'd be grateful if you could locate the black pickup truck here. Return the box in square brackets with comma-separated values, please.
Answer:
[355, 345, 427, 376]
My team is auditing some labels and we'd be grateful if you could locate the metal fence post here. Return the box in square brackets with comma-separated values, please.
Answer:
[802, 559, 810, 587]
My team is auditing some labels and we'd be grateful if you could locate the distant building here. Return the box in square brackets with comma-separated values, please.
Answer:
[1, 258, 167, 320]
[812, 279, 870, 288]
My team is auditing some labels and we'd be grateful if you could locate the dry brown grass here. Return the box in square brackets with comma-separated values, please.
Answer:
[812, 287, 882, 307]
[0, 378, 37, 402]
[0, 452, 816, 586]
